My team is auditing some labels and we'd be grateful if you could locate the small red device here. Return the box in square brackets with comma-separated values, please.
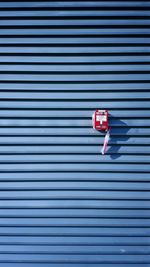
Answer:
[92, 109, 108, 131]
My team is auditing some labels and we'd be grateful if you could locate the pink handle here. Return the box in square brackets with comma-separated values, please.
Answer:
[101, 127, 111, 155]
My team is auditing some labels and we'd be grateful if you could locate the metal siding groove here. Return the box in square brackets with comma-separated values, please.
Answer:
[0, 0, 149, 266]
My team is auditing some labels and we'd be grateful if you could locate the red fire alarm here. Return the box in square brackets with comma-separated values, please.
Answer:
[92, 109, 108, 131]
[92, 109, 110, 155]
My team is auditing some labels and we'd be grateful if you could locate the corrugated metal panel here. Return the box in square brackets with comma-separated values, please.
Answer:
[0, 1, 149, 266]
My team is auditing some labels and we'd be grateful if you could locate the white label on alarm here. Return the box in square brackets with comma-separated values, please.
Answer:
[96, 115, 107, 121]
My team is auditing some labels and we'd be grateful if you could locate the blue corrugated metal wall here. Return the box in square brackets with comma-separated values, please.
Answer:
[0, 1, 150, 266]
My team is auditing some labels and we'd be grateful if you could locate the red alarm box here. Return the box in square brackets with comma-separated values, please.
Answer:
[92, 109, 108, 131]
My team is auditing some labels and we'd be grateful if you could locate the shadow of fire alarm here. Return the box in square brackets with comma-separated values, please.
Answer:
[106, 116, 130, 159]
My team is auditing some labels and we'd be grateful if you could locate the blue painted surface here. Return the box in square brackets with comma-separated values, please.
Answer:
[0, 1, 149, 266]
